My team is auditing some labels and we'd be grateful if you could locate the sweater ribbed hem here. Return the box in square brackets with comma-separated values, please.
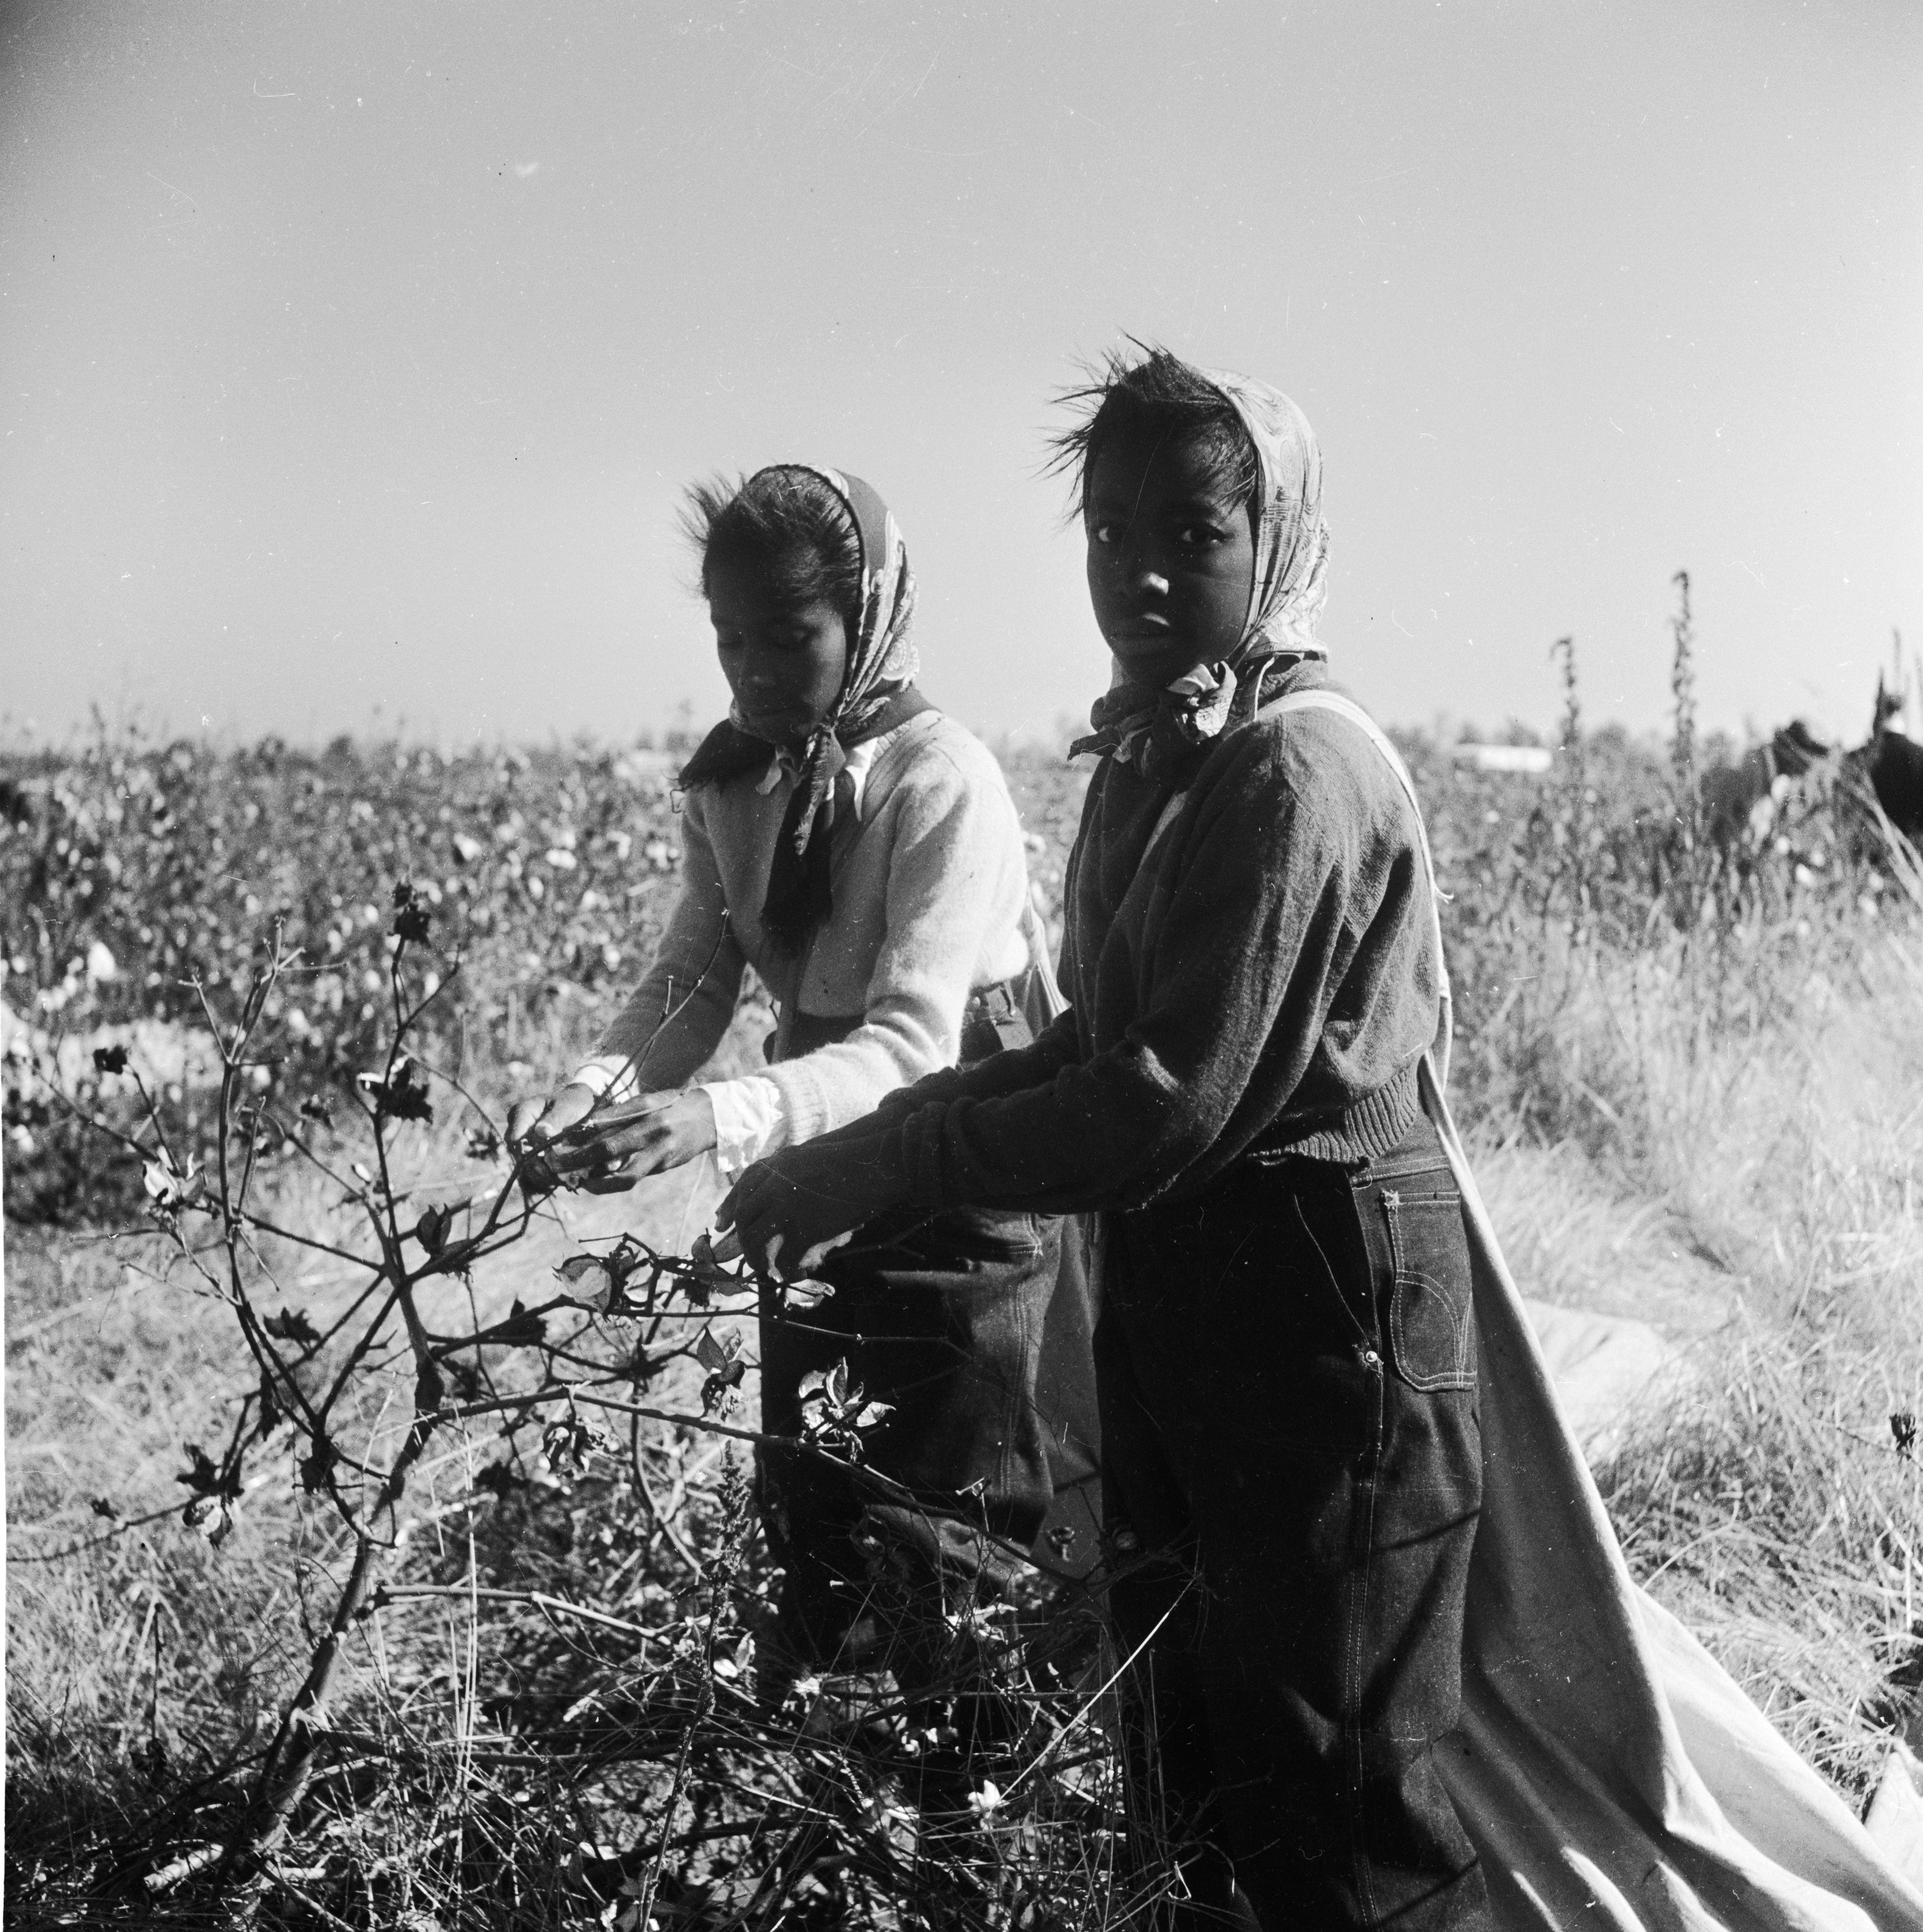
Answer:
[889, 1060, 1429, 1208]
[1251, 1059, 1424, 1169]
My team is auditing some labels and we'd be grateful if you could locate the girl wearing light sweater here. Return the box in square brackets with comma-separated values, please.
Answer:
[514, 465, 1080, 1708]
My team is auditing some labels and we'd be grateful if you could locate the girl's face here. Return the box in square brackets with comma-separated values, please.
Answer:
[1084, 425, 1257, 689]
[707, 556, 851, 745]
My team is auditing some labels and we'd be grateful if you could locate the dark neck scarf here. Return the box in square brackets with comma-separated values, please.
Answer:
[677, 465, 926, 950]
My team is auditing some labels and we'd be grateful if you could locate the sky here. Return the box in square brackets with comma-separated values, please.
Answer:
[2, 0, 1919, 751]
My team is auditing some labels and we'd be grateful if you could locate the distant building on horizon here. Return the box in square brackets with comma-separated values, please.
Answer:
[1453, 743, 1555, 776]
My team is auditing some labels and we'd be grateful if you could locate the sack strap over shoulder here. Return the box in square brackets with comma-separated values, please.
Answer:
[1256, 689, 1454, 1091]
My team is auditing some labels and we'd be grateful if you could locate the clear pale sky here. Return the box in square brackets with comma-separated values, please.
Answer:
[3, 1, 1918, 750]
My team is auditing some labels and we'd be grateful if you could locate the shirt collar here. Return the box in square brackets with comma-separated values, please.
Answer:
[755, 733, 883, 823]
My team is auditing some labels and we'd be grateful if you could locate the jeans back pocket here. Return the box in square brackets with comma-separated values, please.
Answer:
[1380, 1186, 1478, 1393]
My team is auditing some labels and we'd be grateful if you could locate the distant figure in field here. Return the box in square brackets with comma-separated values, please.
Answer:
[1699, 718, 1830, 853]
[1701, 674, 1922, 863]
[1860, 669, 1923, 845]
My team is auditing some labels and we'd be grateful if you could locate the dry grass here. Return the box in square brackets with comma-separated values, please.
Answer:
[14, 928, 1921, 1920]
[8, 759, 1923, 1923]
[1467, 926, 1923, 1799]
[6, 1014, 1137, 1929]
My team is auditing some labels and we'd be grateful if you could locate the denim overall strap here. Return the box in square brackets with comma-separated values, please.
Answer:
[1256, 688, 1454, 1093]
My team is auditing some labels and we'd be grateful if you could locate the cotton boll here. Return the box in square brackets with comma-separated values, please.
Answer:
[798, 1229, 855, 1273]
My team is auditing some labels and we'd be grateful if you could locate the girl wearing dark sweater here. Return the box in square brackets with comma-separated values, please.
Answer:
[720, 356, 1491, 1930]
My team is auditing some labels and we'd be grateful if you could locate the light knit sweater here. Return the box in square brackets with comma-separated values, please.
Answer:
[586, 710, 1035, 1146]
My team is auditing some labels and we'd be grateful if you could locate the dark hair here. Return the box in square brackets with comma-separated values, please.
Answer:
[682, 467, 863, 632]
[1048, 342, 1261, 521]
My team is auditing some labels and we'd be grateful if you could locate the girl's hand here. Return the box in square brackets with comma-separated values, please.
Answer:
[716, 1140, 906, 1277]
[542, 1089, 718, 1185]
[505, 1080, 599, 1148]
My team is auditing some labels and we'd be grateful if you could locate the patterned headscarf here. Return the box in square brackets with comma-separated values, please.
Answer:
[1070, 368, 1330, 782]
[678, 465, 928, 947]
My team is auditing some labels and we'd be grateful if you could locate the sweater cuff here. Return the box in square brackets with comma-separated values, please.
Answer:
[763, 1058, 830, 1149]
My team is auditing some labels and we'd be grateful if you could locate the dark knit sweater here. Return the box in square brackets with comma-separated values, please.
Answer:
[863, 661, 1443, 1216]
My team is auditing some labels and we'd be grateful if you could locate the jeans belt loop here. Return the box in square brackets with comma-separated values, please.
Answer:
[962, 976, 1029, 1061]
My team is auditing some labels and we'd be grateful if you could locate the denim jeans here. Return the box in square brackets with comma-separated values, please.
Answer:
[758, 994, 1075, 1679]
[1100, 1112, 1490, 1931]
[758, 1202, 1062, 1673]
